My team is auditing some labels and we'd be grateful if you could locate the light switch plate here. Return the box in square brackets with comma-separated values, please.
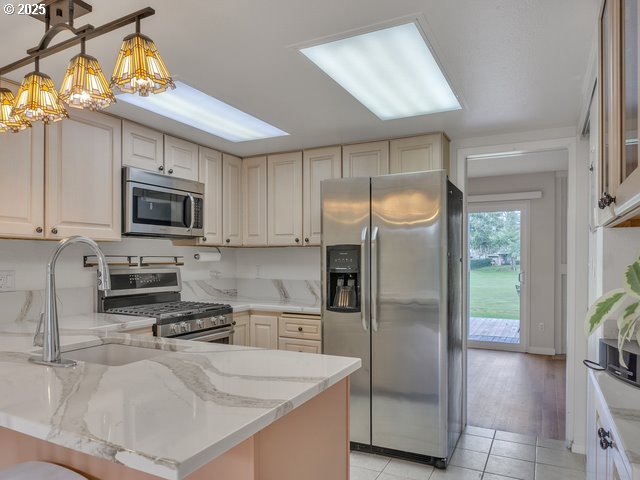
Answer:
[0, 270, 15, 291]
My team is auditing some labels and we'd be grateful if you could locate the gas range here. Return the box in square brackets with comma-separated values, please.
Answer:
[98, 268, 234, 342]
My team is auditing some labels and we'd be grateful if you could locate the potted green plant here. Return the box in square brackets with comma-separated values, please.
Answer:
[586, 257, 640, 367]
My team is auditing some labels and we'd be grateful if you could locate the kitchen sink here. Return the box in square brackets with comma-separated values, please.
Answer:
[62, 343, 168, 367]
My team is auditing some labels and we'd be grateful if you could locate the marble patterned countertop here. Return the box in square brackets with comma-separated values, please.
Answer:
[591, 370, 640, 478]
[0, 314, 359, 480]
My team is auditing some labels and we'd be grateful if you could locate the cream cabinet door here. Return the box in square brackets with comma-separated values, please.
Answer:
[389, 133, 450, 174]
[232, 312, 250, 346]
[268, 151, 302, 246]
[242, 156, 268, 246]
[279, 337, 321, 353]
[250, 314, 278, 349]
[342, 141, 389, 178]
[303, 146, 341, 246]
[122, 120, 164, 173]
[0, 123, 44, 238]
[223, 153, 242, 246]
[198, 147, 223, 245]
[164, 135, 199, 181]
[46, 109, 121, 241]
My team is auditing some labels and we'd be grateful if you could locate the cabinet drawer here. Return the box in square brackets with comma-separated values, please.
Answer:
[279, 337, 321, 354]
[122, 326, 153, 336]
[278, 316, 322, 341]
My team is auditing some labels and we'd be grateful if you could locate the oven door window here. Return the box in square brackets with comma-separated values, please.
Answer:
[174, 327, 233, 344]
[132, 187, 191, 228]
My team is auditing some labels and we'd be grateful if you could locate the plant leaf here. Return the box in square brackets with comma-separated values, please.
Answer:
[617, 302, 639, 368]
[624, 258, 640, 298]
[585, 289, 627, 335]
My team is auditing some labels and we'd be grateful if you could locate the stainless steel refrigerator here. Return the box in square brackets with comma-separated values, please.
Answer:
[321, 170, 463, 467]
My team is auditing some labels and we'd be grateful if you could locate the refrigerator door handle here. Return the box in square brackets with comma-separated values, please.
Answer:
[371, 226, 379, 332]
[361, 226, 369, 332]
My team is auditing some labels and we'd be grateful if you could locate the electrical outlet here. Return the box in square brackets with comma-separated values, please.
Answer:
[538, 322, 544, 331]
[0, 270, 15, 291]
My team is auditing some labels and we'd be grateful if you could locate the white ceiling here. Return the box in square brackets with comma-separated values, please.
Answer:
[467, 149, 569, 178]
[0, 0, 600, 157]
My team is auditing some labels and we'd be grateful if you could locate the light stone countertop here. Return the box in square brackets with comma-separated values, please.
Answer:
[591, 370, 640, 478]
[0, 314, 360, 480]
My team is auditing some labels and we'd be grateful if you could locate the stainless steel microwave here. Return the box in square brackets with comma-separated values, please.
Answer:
[123, 166, 204, 238]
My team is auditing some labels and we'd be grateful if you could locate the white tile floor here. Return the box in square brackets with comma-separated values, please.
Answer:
[350, 426, 586, 480]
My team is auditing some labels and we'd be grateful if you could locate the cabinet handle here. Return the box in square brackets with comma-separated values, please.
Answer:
[51, 228, 58, 234]
[35, 227, 43, 233]
[158, 165, 164, 171]
[600, 438, 613, 450]
[202, 237, 207, 242]
[226, 238, 230, 244]
[598, 427, 611, 439]
[598, 192, 616, 209]
[168, 168, 174, 174]
[232, 321, 237, 326]
[304, 237, 309, 243]
[295, 237, 300, 243]
[298, 326, 303, 332]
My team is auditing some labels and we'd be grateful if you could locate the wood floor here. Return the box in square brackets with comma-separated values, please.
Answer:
[467, 348, 566, 440]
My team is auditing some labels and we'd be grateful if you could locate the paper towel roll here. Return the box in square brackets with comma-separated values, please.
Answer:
[194, 252, 221, 262]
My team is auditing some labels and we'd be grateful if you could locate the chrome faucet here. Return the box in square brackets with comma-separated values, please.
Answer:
[29, 236, 111, 368]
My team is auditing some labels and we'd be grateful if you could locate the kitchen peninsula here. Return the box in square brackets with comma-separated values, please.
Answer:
[0, 315, 360, 480]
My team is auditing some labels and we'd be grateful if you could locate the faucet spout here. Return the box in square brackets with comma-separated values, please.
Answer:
[29, 236, 111, 368]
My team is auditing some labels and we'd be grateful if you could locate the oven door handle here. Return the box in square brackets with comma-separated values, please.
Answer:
[187, 193, 195, 232]
[189, 328, 234, 343]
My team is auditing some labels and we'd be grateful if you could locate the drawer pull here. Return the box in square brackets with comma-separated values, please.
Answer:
[298, 326, 303, 332]
[598, 427, 611, 439]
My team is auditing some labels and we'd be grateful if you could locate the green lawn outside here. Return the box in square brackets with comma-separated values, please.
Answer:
[469, 266, 520, 320]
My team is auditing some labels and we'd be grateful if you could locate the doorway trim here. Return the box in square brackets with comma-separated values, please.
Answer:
[467, 200, 530, 353]
[455, 134, 585, 453]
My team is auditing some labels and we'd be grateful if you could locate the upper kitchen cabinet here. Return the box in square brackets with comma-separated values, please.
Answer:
[242, 155, 268, 246]
[342, 141, 389, 178]
[122, 120, 164, 173]
[223, 153, 243, 246]
[597, 0, 640, 226]
[303, 146, 341, 245]
[122, 121, 198, 181]
[0, 122, 44, 238]
[46, 109, 122, 241]
[268, 151, 303, 246]
[389, 133, 450, 174]
[164, 135, 199, 181]
[198, 147, 223, 245]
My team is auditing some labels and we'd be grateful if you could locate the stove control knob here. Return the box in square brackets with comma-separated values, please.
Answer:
[170, 324, 178, 334]
[217, 315, 226, 325]
[179, 322, 189, 332]
[196, 319, 204, 328]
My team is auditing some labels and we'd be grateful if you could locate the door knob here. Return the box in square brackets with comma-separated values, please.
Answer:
[35, 227, 43, 233]
[51, 227, 58, 234]
[158, 165, 164, 171]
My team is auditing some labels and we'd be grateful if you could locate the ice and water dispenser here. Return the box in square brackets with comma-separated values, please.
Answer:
[326, 245, 361, 312]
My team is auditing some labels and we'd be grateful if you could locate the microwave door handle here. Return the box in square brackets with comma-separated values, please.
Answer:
[187, 193, 195, 232]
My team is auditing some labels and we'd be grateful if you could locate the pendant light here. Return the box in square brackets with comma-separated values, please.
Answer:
[0, 81, 31, 132]
[110, 18, 175, 97]
[58, 38, 116, 111]
[12, 58, 69, 124]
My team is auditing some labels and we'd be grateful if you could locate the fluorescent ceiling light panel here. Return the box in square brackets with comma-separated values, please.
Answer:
[117, 81, 288, 142]
[300, 22, 461, 120]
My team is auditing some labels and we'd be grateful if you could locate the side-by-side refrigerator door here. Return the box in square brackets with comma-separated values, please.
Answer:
[321, 177, 371, 446]
[370, 171, 448, 458]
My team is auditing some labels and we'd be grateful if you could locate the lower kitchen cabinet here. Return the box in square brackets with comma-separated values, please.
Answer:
[46, 108, 122, 241]
[232, 312, 250, 346]
[587, 372, 633, 480]
[249, 313, 278, 349]
[278, 313, 322, 353]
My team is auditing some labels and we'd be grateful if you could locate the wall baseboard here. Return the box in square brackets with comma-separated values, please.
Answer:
[527, 346, 556, 355]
